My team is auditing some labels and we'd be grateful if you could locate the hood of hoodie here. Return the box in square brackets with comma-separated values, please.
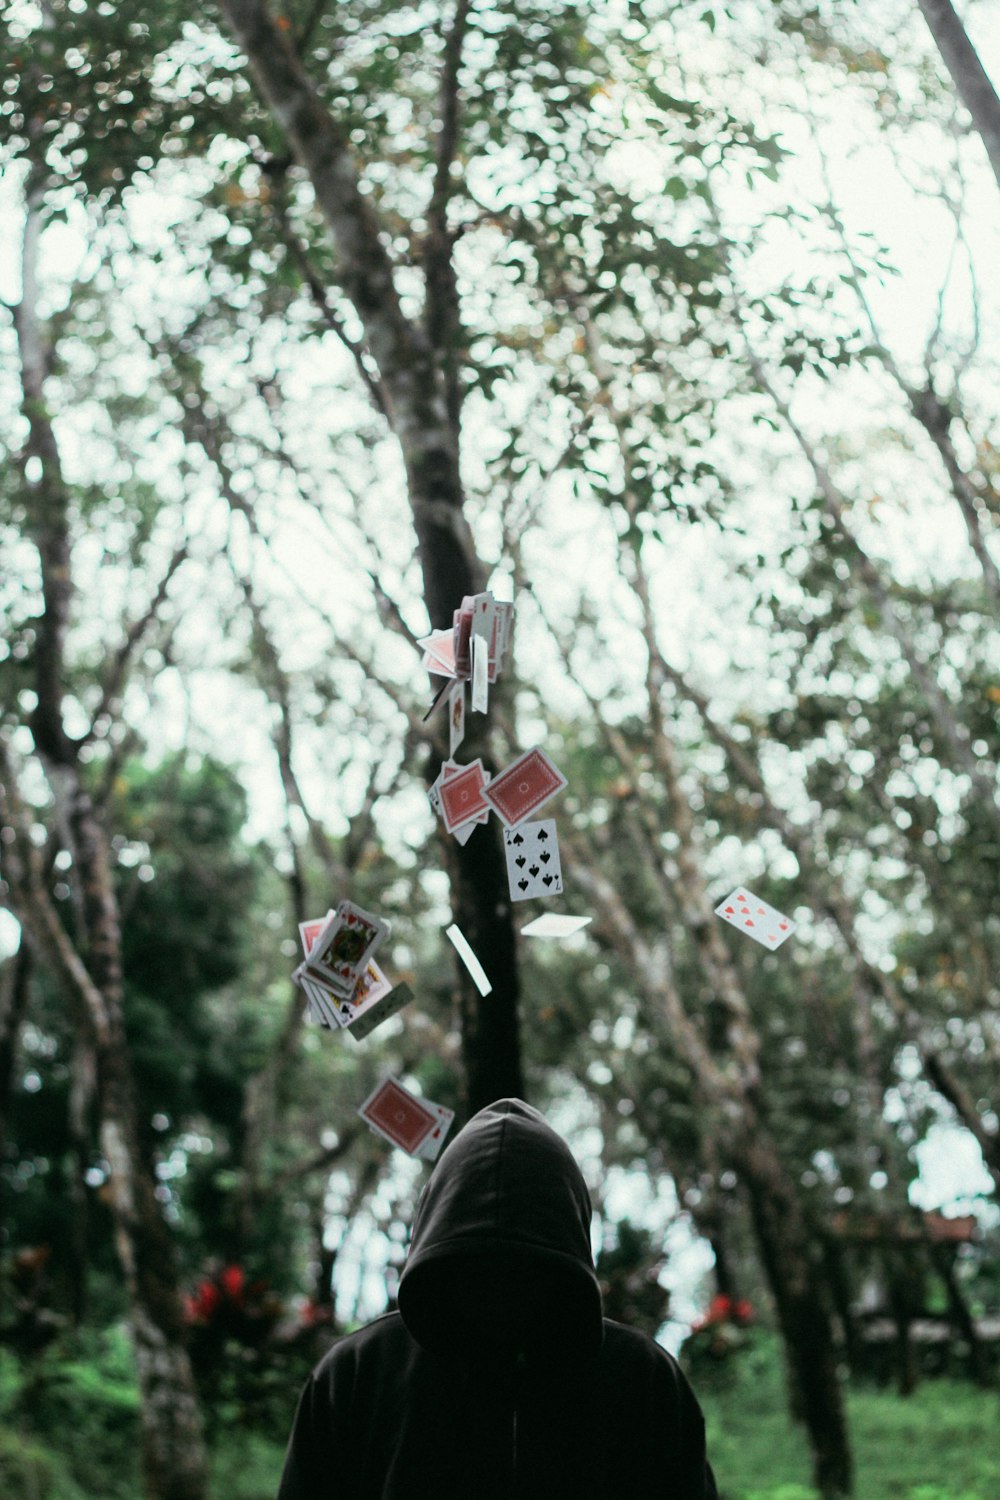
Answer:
[397, 1099, 604, 1365]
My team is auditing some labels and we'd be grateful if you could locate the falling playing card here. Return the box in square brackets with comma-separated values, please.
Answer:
[345, 981, 415, 1040]
[482, 747, 568, 829]
[504, 819, 563, 902]
[293, 965, 343, 1028]
[298, 911, 334, 957]
[520, 913, 592, 938]
[359, 1078, 437, 1155]
[305, 901, 390, 996]
[438, 759, 491, 834]
[332, 959, 393, 1028]
[453, 598, 476, 678]
[448, 681, 465, 756]
[714, 887, 796, 950]
[445, 923, 492, 996]
[416, 629, 457, 677]
[414, 1100, 455, 1162]
[471, 633, 489, 713]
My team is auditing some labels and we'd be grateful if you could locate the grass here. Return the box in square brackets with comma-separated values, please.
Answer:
[2, 1328, 999, 1497]
[696, 1335, 1000, 1500]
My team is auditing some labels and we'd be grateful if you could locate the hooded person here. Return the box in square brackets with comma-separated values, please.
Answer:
[277, 1098, 718, 1499]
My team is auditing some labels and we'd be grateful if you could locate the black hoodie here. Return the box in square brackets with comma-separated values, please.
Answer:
[277, 1099, 718, 1499]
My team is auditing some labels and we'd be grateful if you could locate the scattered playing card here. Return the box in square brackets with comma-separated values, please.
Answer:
[489, 600, 513, 683]
[714, 887, 796, 950]
[453, 597, 475, 678]
[305, 901, 390, 995]
[359, 1078, 437, 1155]
[448, 681, 465, 756]
[438, 759, 491, 834]
[294, 965, 343, 1028]
[504, 819, 562, 901]
[298, 911, 334, 957]
[332, 959, 392, 1028]
[415, 1100, 455, 1161]
[520, 913, 592, 938]
[417, 629, 457, 677]
[482, 746, 568, 829]
[345, 981, 415, 1040]
[471, 633, 488, 713]
[445, 922, 492, 995]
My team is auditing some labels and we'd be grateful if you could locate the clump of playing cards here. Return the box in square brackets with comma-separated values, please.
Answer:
[293, 900, 414, 1038]
[419, 589, 514, 722]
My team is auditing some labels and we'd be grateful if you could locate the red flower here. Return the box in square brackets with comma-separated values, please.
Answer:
[220, 1265, 246, 1302]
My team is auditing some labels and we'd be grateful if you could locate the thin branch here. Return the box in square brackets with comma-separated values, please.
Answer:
[801, 105, 1000, 602]
[82, 543, 190, 744]
[0, 743, 111, 1049]
[265, 186, 390, 418]
[743, 338, 999, 808]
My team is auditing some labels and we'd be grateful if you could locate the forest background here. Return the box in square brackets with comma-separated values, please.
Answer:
[0, 0, 999, 1497]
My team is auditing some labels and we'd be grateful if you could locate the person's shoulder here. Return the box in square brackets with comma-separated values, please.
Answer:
[600, 1320, 687, 1382]
[310, 1310, 411, 1381]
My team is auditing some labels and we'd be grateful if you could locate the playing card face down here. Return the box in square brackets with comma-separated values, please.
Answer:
[417, 629, 456, 677]
[714, 887, 796, 950]
[298, 911, 334, 957]
[359, 1078, 437, 1154]
[483, 747, 568, 829]
[345, 981, 415, 1040]
[438, 759, 491, 833]
[504, 819, 563, 901]
[306, 901, 390, 994]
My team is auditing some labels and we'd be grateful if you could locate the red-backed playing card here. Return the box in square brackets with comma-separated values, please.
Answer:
[482, 747, 567, 828]
[358, 1078, 437, 1154]
[438, 759, 490, 833]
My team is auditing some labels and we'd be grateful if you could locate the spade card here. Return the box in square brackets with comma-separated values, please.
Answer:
[714, 887, 796, 950]
[415, 1100, 455, 1161]
[438, 759, 491, 833]
[305, 901, 390, 995]
[448, 681, 465, 756]
[482, 747, 568, 829]
[333, 959, 392, 1028]
[504, 819, 563, 902]
[359, 1077, 437, 1155]
[345, 981, 415, 1040]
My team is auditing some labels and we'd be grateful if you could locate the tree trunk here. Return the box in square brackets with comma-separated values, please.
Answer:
[916, 0, 1000, 190]
[0, 944, 33, 1321]
[67, 1034, 96, 1327]
[11, 178, 210, 1500]
[820, 1233, 864, 1378]
[218, 0, 523, 1113]
[881, 1245, 919, 1395]
[932, 1242, 992, 1387]
[735, 1125, 853, 1499]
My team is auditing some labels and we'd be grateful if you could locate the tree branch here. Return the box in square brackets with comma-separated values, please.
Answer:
[82, 543, 190, 744]
[916, 0, 1000, 191]
[218, 0, 421, 385]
